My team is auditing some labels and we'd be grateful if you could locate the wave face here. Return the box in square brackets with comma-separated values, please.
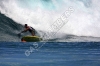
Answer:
[0, 13, 23, 41]
[0, 0, 100, 41]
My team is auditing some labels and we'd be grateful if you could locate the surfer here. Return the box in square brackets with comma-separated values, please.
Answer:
[19, 24, 35, 36]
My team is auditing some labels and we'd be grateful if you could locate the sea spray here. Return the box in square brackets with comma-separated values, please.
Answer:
[0, 0, 100, 37]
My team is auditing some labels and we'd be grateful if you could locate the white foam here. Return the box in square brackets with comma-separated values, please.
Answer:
[0, 0, 100, 37]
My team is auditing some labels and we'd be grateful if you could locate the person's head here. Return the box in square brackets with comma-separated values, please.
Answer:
[24, 24, 28, 28]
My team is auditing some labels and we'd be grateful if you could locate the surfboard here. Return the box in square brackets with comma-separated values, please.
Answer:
[21, 36, 42, 42]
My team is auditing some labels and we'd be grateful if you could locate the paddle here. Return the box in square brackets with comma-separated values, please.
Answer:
[18, 33, 21, 38]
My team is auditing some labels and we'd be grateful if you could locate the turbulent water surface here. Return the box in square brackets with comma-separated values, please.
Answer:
[0, 0, 100, 42]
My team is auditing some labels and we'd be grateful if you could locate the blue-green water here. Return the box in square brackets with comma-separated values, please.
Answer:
[0, 42, 100, 66]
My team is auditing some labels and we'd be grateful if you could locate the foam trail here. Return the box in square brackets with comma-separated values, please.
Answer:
[0, 0, 100, 37]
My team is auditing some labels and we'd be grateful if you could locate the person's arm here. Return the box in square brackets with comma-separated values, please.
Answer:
[18, 29, 27, 38]
[21, 29, 27, 33]
[20, 27, 30, 34]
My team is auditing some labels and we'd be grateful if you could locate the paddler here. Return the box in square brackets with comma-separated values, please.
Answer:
[19, 24, 35, 36]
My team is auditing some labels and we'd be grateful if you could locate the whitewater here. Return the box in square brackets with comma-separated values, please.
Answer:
[0, 0, 100, 42]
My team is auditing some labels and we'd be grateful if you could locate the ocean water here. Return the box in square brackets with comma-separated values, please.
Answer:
[0, 0, 100, 66]
[0, 42, 100, 66]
